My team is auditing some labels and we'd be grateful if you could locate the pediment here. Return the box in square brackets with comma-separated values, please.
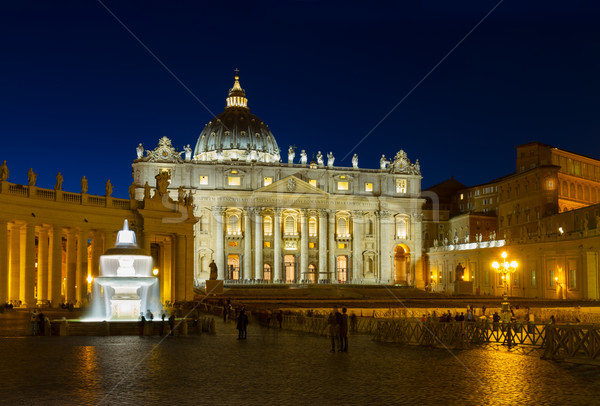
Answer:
[255, 175, 328, 195]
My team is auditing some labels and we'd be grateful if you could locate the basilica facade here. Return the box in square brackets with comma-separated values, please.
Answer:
[132, 75, 426, 287]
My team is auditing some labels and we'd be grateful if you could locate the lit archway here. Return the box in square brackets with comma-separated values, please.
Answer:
[394, 244, 410, 285]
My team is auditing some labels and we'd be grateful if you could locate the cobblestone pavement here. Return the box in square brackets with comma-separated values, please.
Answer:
[1, 317, 599, 406]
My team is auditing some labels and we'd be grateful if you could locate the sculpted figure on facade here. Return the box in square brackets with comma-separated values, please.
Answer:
[414, 159, 420, 174]
[184, 144, 192, 161]
[288, 145, 295, 164]
[209, 260, 218, 280]
[105, 180, 113, 197]
[136, 143, 144, 159]
[316, 151, 324, 166]
[327, 152, 334, 167]
[54, 172, 63, 191]
[380, 155, 389, 170]
[144, 181, 151, 200]
[352, 154, 358, 169]
[300, 149, 307, 165]
[155, 171, 170, 197]
[178, 186, 185, 203]
[128, 183, 136, 199]
[185, 191, 194, 207]
[27, 168, 37, 186]
[81, 176, 88, 194]
[0, 160, 8, 181]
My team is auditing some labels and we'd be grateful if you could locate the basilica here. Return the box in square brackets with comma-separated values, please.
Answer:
[132, 75, 425, 288]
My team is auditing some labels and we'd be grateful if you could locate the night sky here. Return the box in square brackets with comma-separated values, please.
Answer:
[2, 1, 600, 198]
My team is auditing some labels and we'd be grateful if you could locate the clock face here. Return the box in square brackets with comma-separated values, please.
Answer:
[162, 150, 169, 157]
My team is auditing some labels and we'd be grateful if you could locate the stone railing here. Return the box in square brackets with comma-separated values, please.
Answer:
[0, 181, 132, 210]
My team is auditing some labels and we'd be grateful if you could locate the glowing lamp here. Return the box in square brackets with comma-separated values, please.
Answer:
[87, 275, 93, 284]
[153, 268, 159, 276]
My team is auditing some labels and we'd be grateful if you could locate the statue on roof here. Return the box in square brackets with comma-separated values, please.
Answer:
[136, 143, 144, 159]
[316, 151, 324, 166]
[184, 144, 192, 161]
[352, 154, 358, 169]
[300, 149, 307, 165]
[155, 171, 170, 197]
[81, 176, 88, 194]
[105, 180, 113, 197]
[327, 152, 335, 167]
[27, 168, 37, 186]
[288, 145, 295, 164]
[0, 160, 8, 181]
[54, 172, 63, 191]
[380, 155, 389, 170]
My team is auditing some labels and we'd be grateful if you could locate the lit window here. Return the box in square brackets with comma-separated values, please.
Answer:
[284, 215, 296, 235]
[229, 241, 238, 247]
[309, 242, 315, 248]
[396, 218, 407, 239]
[264, 241, 271, 248]
[460, 194, 464, 200]
[228, 215, 240, 235]
[199, 175, 208, 185]
[365, 182, 373, 192]
[396, 179, 407, 194]
[263, 216, 272, 236]
[337, 217, 348, 236]
[309, 179, 317, 187]
[338, 243, 346, 249]
[337, 181, 349, 191]
[308, 217, 317, 236]
[231, 170, 238, 174]
[228, 177, 241, 186]
[263, 177, 272, 186]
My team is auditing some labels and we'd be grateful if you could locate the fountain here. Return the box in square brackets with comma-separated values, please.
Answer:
[86, 220, 162, 321]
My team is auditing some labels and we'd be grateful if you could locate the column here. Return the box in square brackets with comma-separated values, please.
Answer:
[175, 234, 186, 301]
[379, 211, 393, 284]
[66, 229, 77, 303]
[254, 208, 263, 280]
[328, 210, 336, 282]
[273, 209, 282, 282]
[37, 227, 49, 303]
[300, 210, 308, 282]
[76, 228, 88, 304]
[49, 224, 63, 307]
[23, 223, 36, 307]
[352, 211, 363, 283]
[10, 223, 20, 302]
[318, 210, 327, 282]
[104, 229, 114, 252]
[243, 209, 252, 280]
[90, 231, 103, 278]
[213, 207, 225, 280]
[0, 221, 8, 303]
[164, 238, 173, 302]
[185, 232, 194, 301]
[412, 213, 425, 289]
[142, 229, 151, 257]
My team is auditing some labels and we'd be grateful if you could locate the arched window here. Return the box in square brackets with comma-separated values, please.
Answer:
[285, 215, 296, 235]
[228, 214, 240, 235]
[263, 216, 272, 236]
[577, 185, 583, 200]
[308, 217, 317, 236]
[396, 217, 407, 239]
[585, 186, 590, 201]
[337, 217, 348, 236]
[561, 181, 568, 197]
[308, 264, 317, 283]
[570, 183, 576, 199]
[263, 264, 272, 281]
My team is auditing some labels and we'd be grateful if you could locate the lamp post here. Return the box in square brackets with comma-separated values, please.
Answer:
[492, 252, 518, 348]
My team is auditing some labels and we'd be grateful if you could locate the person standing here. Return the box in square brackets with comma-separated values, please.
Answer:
[237, 310, 248, 339]
[30, 310, 39, 336]
[38, 312, 45, 336]
[327, 307, 341, 352]
[276, 310, 283, 329]
[139, 314, 146, 337]
[168, 313, 175, 336]
[339, 308, 349, 352]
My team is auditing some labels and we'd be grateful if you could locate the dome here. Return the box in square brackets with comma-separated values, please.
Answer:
[194, 75, 281, 163]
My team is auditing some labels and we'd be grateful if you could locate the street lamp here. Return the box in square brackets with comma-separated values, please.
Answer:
[492, 252, 518, 297]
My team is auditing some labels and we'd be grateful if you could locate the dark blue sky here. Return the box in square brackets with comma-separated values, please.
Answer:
[2, 0, 600, 198]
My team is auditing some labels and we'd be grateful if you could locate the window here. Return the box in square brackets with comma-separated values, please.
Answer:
[337, 217, 348, 236]
[263, 216, 272, 236]
[229, 241, 238, 247]
[263, 177, 272, 186]
[264, 241, 271, 248]
[337, 181, 349, 191]
[309, 179, 317, 187]
[284, 215, 296, 235]
[308, 264, 317, 283]
[569, 269, 576, 289]
[475, 190, 480, 196]
[228, 177, 240, 186]
[337, 256, 348, 282]
[199, 175, 208, 185]
[460, 194, 464, 200]
[228, 215, 240, 235]
[338, 243, 346, 249]
[309, 242, 316, 248]
[365, 182, 373, 192]
[396, 179, 407, 194]
[549, 269, 555, 287]
[396, 218, 407, 239]
[308, 217, 317, 236]
[531, 270, 536, 287]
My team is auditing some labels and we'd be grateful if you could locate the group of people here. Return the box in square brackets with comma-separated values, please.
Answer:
[138, 310, 176, 336]
[328, 306, 349, 352]
[30, 310, 50, 336]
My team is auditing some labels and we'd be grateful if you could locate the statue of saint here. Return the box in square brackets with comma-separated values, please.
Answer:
[209, 260, 218, 280]
[414, 159, 420, 173]
[27, 168, 37, 186]
[352, 154, 359, 169]
[0, 160, 8, 181]
[300, 149, 307, 165]
[81, 176, 88, 194]
[316, 151, 324, 166]
[184, 144, 192, 161]
[54, 172, 63, 191]
[128, 183, 136, 200]
[288, 145, 295, 164]
[144, 181, 151, 200]
[185, 191, 194, 207]
[105, 180, 113, 197]
[136, 143, 144, 159]
[380, 155, 388, 170]
[155, 171, 170, 196]
[327, 152, 335, 167]
[177, 186, 185, 203]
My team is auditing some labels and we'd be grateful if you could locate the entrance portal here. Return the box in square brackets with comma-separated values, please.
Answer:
[284, 254, 296, 283]
[394, 245, 410, 285]
[227, 254, 240, 280]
